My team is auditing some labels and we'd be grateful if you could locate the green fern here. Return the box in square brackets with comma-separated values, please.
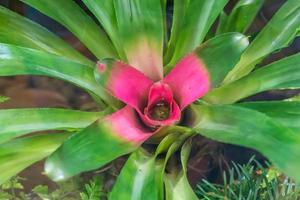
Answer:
[195, 158, 300, 200]
[80, 175, 106, 200]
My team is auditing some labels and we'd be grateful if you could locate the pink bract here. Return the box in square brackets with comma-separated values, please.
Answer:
[97, 52, 210, 144]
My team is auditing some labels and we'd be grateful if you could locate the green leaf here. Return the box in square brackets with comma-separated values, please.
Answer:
[215, 11, 228, 35]
[20, 0, 118, 59]
[0, 133, 71, 184]
[160, 0, 168, 47]
[0, 43, 118, 107]
[81, 0, 125, 60]
[155, 132, 182, 156]
[204, 53, 300, 104]
[109, 148, 164, 200]
[197, 33, 248, 87]
[165, 33, 249, 87]
[166, 0, 229, 66]
[224, 0, 300, 84]
[0, 108, 105, 144]
[237, 101, 300, 133]
[113, 0, 164, 80]
[108, 131, 189, 200]
[189, 104, 300, 182]
[218, 0, 264, 34]
[1, 176, 24, 190]
[163, 0, 189, 64]
[0, 96, 9, 103]
[45, 120, 137, 181]
[164, 138, 198, 200]
[0, 6, 91, 65]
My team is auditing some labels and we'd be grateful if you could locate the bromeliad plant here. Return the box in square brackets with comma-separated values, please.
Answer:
[0, 0, 300, 199]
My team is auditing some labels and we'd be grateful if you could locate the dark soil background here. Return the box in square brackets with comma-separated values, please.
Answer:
[0, 0, 299, 195]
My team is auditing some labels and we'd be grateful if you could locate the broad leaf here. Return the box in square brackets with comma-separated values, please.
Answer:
[45, 118, 138, 181]
[237, 101, 300, 133]
[0, 108, 105, 144]
[113, 0, 164, 81]
[217, 0, 264, 34]
[109, 149, 164, 200]
[204, 53, 300, 104]
[21, 0, 118, 59]
[0, 133, 71, 184]
[164, 138, 198, 200]
[166, 0, 229, 66]
[0, 43, 118, 107]
[165, 33, 249, 88]
[189, 104, 300, 182]
[224, 0, 300, 83]
[0, 6, 91, 65]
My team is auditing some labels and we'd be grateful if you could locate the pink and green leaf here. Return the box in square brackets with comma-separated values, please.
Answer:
[113, 0, 164, 80]
[94, 59, 153, 110]
[21, 0, 118, 59]
[205, 53, 300, 104]
[45, 106, 154, 181]
[166, 0, 229, 67]
[164, 33, 249, 104]
[0, 6, 91, 65]
[0, 133, 71, 184]
[189, 104, 300, 182]
[224, 0, 300, 84]
[164, 54, 210, 109]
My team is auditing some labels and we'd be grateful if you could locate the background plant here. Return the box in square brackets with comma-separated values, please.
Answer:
[196, 158, 300, 200]
[0, 0, 299, 199]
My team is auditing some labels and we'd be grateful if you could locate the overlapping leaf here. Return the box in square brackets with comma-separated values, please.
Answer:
[217, 0, 264, 34]
[0, 6, 90, 65]
[238, 101, 300, 133]
[82, 0, 125, 59]
[205, 53, 300, 104]
[0, 108, 105, 144]
[164, 139, 198, 200]
[113, 0, 164, 80]
[0, 43, 118, 106]
[224, 0, 300, 83]
[166, 0, 229, 66]
[190, 104, 300, 182]
[165, 33, 249, 88]
[109, 149, 164, 200]
[45, 120, 137, 181]
[0, 133, 71, 184]
[21, 0, 118, 59]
